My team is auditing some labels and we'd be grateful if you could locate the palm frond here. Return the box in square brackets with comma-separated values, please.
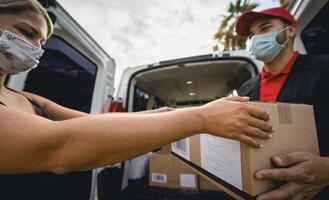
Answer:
[213, 0, 259, 52]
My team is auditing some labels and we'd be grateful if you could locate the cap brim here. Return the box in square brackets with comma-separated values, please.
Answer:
[236, 11, 268, 37]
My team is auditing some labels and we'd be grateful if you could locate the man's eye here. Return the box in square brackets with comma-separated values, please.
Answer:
[260, 25, 273, 32]
[261, 27, 269, 31]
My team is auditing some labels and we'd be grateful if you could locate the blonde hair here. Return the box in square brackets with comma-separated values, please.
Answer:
[0, 0, 54, 38]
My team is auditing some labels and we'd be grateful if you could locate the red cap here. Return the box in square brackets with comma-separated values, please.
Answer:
[235, 7, 297, 37]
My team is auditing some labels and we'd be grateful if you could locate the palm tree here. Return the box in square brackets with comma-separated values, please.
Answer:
[213, 0, 258, 52]
[280, 0, 292, 8]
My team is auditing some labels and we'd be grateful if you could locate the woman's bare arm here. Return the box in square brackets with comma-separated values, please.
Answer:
[0, 97, 272, 174]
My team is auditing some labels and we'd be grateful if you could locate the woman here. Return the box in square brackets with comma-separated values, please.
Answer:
[0, 0, 272, 198]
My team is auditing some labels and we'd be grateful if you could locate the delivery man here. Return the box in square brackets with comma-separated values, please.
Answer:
[237, 7, 329, 200]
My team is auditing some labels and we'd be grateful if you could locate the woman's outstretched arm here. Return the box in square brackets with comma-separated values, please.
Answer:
[0, 97, 272, 174]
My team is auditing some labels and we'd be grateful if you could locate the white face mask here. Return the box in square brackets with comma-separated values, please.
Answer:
[0, 29, 44, 75]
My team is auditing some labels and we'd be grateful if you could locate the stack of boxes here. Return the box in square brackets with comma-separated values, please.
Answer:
[149, 144, 221, 191]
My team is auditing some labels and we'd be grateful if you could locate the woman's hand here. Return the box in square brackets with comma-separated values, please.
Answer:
[198, 96, 273, 148]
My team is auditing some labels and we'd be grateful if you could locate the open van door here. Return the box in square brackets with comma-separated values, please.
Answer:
[5, 1, 115, 199]
[117, 52, 262, 133]
[289, 0, 329, 55]
[115, 50, 262, 111]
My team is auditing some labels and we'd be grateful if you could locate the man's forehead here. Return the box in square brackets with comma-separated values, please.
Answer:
[248, 17, 279, 34]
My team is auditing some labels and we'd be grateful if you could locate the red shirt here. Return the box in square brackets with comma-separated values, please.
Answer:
[260, 52, 299, 102]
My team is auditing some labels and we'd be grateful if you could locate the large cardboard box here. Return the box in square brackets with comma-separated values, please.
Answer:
[171, 102, 319, 200]
[149, 153, 198, 190]
[199, 175, 222, 191]
[159, 144, 172, 154]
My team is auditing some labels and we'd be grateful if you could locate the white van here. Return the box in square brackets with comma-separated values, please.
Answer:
[107, 0, 329, 198]
[4, 0, 329, 199]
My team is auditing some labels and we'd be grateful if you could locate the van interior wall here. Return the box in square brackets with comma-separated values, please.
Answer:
[132, 60, 253, 108]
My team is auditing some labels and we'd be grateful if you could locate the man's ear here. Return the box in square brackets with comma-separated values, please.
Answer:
[288, 24, 297, 38]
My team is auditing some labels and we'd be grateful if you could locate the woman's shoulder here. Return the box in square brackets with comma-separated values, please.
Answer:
[2, 88, 36, 114]
[20, 91, 47, 107]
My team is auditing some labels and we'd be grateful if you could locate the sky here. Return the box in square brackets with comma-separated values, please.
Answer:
[57, 0, 280, 87]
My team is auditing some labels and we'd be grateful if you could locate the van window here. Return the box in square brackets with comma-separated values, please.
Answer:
[23, 35, 94, 199]
[133, 88, 149, 112]
[301, 1, 329, 54]
[24, 36, 97, 113]
[153, 96, 166, 109]
[133, 87, 165, 111]
[4, 76, 9, 85]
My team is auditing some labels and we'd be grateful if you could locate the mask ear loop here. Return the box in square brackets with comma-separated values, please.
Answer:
[277, 25, 291, 46]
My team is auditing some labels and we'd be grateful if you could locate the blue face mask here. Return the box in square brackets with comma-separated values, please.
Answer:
[246, 26, 290, 63]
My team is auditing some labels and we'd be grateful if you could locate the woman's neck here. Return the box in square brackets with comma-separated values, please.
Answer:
[0, 74, 6, 92]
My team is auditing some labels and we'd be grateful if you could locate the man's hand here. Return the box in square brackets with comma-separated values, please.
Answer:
[255, 152, 329, 200]
[199, 96, 273, 148]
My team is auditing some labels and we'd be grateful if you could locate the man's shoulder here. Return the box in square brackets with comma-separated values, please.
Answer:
[296, 54, 329, 70]
[240, 75, 259, 87]
[237, 75, 260, 96]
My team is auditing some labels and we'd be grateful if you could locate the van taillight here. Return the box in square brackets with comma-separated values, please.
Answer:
[109, 101, 124, 112]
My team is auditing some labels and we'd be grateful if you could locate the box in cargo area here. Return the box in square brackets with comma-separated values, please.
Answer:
[171, 102, 319, 200]
[149, 153, 198, 190]
[159, 144, 172, 154]
[199, 175, 222, 191]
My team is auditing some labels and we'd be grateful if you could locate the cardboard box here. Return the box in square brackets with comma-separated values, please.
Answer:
[199, 175, 222, 191]
[159, 144, 172, 154]
[171, 102, 319, 199]
[149, 153, 198, 190]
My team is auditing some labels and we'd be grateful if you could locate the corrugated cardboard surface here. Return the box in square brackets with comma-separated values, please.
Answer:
[171, 151, 222, 192]
[159, 144, 172, 154]
[243, 102, 319, 195]
[199, 176, 222, 191]
[149, 153, 198, 190]
[190, 135, 201, 164]
[173, 153, 244, 200]
[172, 102, 319, 198]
